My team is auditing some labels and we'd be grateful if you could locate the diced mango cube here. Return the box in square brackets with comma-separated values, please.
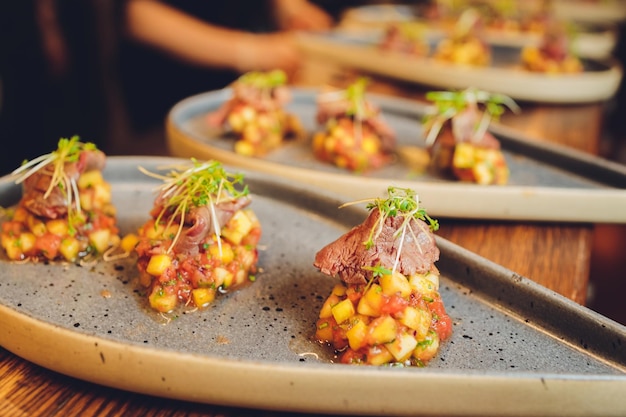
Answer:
[357, 284, 384, 316]
[368, 315, 398, 345]
[380, 271, 412, 298]
[413, 330, 440, 362]
[346, 318, 368, 351]
[319, 294, 340, 319]
[93, 182, 112, 207]
[453, 142, 475, 168]
[78, 170, 104, 189]
[221, 210, 253, 245]
[367, 345, 394, 366]
[89, 229, 111, 253]
[386, 332, 418, 362]
[46, 219, 69, 237]
[27, 216, 47, 237]
[192, 287, 216, 307]
[315, 318, 334, 343]
[409, 273, 439, 298]
[213, 266, 233, 288]
[120, 233, 140, 253]
[146, 254, 172, 276]
[19, 232, 37, 256]
[59, 237, 80, 261]
[331, 298, 355, 325]
[2, 235, 23, 260]
[149, 288, 177, 313]
[361, 135, 379, 155]
[209, 242, 234, 264]
[399, 306, 432, 340]
[331, 283, 347, 297]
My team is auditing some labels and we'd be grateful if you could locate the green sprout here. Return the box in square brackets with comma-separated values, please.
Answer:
[363, 264, 392, 278]
[237, 69, 287, 90]
[422, 87, 520, 146]
[11, 136, 97, 234]
[139, 159, 248, 254]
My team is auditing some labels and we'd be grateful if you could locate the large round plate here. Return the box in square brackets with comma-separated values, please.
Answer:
[339, 4, 618, 59]
[166, 88, 626, 223]
[1, 156, 625, 417]
[296, 30, 622, 104]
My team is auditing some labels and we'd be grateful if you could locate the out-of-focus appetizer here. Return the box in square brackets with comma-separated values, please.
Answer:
[206, 69, 304, 156]
[521, 20, 583, 73]
[464, 0, 553, 35]
[312, 78, 396, 172]
[131, 160, 261, 313]
[0, 136, 119, 262]
[379, 21, 430, 57]
[433, 8, 491, 66]
[313, 187, 452, 366]
[423, 88, 519, 185]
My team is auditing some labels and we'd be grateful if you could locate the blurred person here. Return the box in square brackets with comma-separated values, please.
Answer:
[114, 0, 334, 134]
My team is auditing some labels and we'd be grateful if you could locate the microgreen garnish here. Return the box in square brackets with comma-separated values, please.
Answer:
[340, 187, 438, 274]
[422, 87, 519, 146]
[238, 69, 286, 90]
[317, 77, 373, 143]
[138, 159, 248, 254]
[343, 77, 370, 121]
[363, 264, 392, 277]
[11, 136, 97, 234]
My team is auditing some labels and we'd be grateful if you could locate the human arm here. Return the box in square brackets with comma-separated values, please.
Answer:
[271, 0, 334, 31]
[123, 0, 301, 73]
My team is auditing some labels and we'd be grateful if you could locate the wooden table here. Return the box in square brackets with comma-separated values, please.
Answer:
[0, 56, 616, 417]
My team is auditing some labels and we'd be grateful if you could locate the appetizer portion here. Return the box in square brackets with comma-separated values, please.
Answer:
[423, 88, 519, 185]
[379, 21, 430, 57]
[1, 136, 119, 262]
[206, 69, 304, 156]
[313, 187, 452, 366]
[521, 20, 583, 73]
[133, 160, 261, 313]
[312, 78, 396, 172]
[433, 8, 491, 67]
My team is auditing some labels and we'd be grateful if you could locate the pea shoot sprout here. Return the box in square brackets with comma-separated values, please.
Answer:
[340, 186, 439, 274]
[10, 136, 97, 234]
[138, 159, 249, 254]
[422, 87, 520, 146]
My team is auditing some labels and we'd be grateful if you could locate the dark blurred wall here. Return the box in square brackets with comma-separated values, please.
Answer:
[0, 1, 110, 175]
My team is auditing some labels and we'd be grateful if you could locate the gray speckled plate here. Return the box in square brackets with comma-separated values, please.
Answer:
[166, 88, 626, 223]
[0, 156, 625, 417]
[296, 31, 623, 103]
[338, 4, 619, 59]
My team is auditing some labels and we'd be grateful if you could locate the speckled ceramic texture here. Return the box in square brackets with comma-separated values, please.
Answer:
[0, 157, 625, 416]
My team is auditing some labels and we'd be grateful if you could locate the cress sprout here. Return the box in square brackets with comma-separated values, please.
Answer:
[138, 159, 248, 254]
[422, 87, 520, 146]
[11, 135, 97, 234]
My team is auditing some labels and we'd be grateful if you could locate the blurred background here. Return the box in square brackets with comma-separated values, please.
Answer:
[0, 0, 625, 324]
